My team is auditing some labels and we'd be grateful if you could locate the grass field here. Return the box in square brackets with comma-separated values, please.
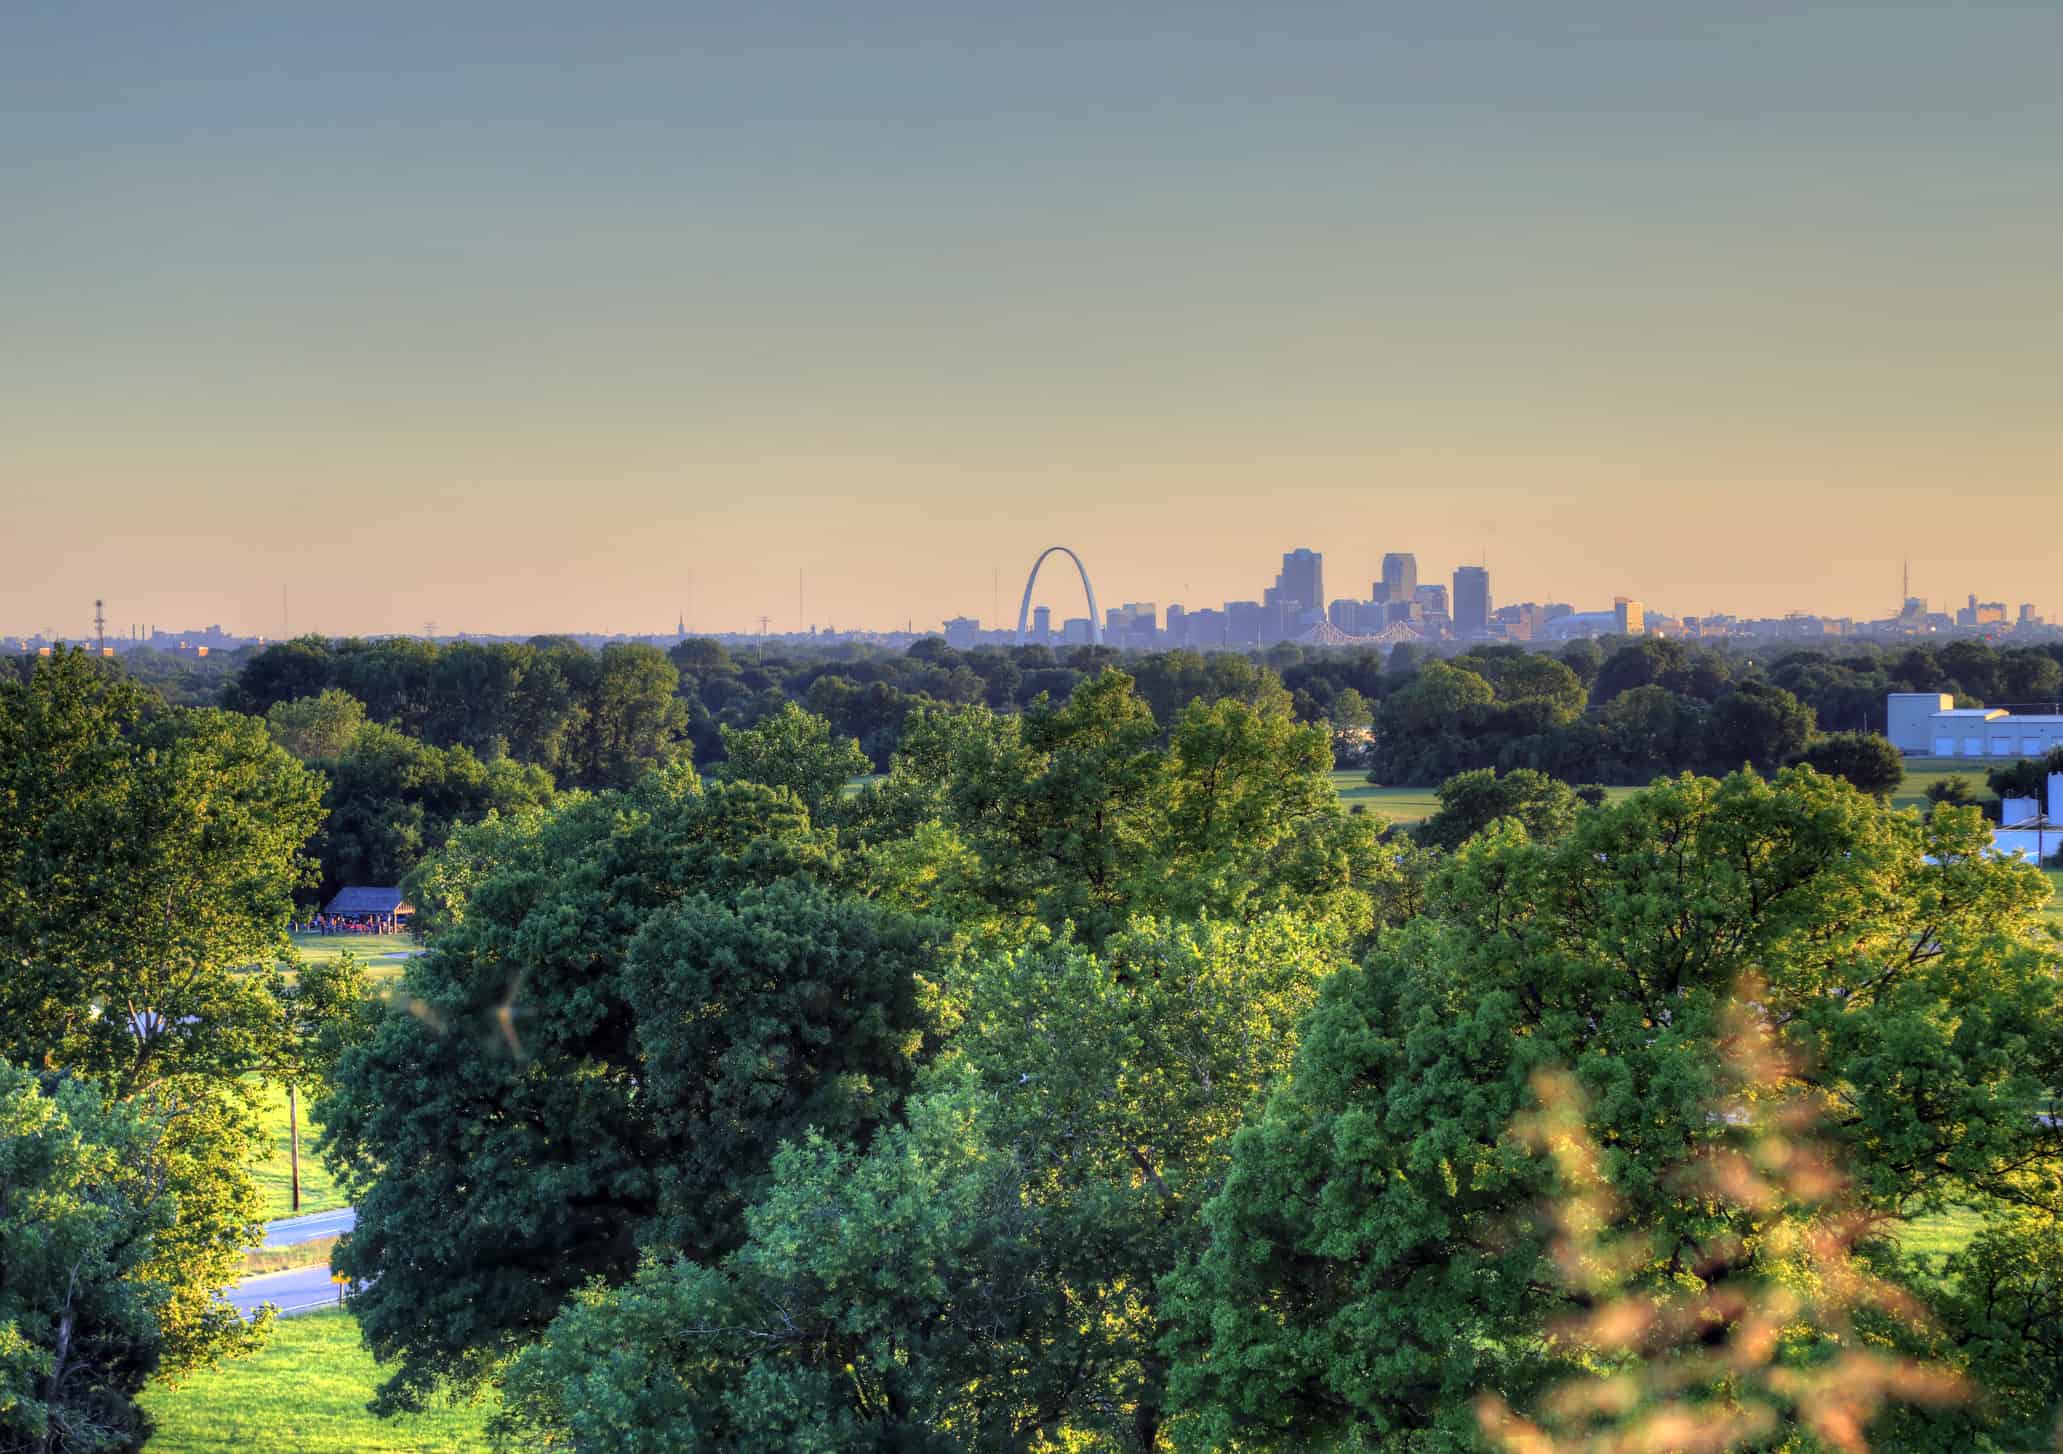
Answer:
[290, 930, 419, 983]
[1893, 1208, 1985, 1267]
[1331, 771, 1643, 828]
[140, 1309, 494, 1453]
[251, 1078, 346, 1220]
[1889, 757, 1994, 816]
[2045, 868, 2063, 927]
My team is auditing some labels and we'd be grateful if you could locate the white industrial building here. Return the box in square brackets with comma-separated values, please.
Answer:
[1885, 693, 2063, 758]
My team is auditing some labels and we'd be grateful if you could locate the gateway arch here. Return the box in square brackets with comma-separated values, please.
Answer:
[1015, 546, 1101, 646]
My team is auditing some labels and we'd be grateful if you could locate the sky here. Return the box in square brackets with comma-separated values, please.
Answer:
[4, 1, 2059, 638]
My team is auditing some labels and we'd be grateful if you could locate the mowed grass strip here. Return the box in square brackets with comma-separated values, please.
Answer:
[240, 1235, 340, 1278]
[140, 1310, 494, 1453]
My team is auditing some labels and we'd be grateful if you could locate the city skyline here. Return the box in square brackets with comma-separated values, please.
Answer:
[8, 539, 2045, 647]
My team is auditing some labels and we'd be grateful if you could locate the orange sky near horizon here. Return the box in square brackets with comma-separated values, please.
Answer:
[5, 3, 2058, 637]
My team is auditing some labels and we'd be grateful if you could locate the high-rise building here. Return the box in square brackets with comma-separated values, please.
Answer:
[1379, 553, 1418, 604]
[1032, 605, 1052, 643]
[1614, 597, 1645, 636]
[1184, 607, 1228, 647]
[943, 616, 981, 649]
[1269, 548, 1324, 617]
[1453, 567, 1491, 634]
[1414, 584, 1449, 623]
[1226, 601, 1263, 646]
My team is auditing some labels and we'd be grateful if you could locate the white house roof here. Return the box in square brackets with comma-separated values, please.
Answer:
[1933, 708, 2009, 719]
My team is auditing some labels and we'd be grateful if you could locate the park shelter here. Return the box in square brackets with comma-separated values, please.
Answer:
[323, 886, 414, 925]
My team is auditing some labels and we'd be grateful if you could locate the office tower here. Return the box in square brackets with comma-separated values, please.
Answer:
[1379, 552, 1418, 603]
[1032, 605, 1052, 643]
[1415, 583, 1449, 621]
[1614, 597, 1645, 636]
[1270, 548, 1324, 616]
[1226, 601, 1263, 646]
[1164, 604, 1185, 644]
[1453, 566, 1491, 634]
[1185, 607, 1228, 647]
[1329, 599, 1363, 633]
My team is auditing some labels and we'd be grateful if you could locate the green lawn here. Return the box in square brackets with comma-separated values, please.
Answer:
[1890, 756, 1993, 816]
[1331, 772, 1642, 828]
[140, 1309, 494, 1452]
[250, 1078, 346, 1220]
[1893, 1207, 1985, 1267]
[2044, 868, 2063, 927]
[1330, 772, 1444, 826]
[290, 930, 419, 983]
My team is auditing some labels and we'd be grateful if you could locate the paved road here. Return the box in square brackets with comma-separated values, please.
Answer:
[261, 1206, 355, 1248]
[227, 1207, 359, 1319]
[227, 1263, 349, 1319]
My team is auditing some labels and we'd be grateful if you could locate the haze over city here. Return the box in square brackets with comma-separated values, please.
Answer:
[7, 2, 2060, 633]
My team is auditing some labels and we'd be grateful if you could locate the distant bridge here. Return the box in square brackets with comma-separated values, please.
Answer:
[1015, 546, 1101, 646]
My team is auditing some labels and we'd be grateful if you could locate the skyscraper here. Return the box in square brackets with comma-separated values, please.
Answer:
[1379, 552, 1417, 604]
[1269, 548, 1323, 616]
[1453, 566, 1491, 634]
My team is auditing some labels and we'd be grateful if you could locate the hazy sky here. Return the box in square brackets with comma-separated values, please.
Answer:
[5, 2, 2059, 637]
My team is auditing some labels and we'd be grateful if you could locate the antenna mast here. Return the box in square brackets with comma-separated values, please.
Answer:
[93, 599, 106, 653]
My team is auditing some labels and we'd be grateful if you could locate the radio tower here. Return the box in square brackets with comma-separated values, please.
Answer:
[94, 599, 107, 653]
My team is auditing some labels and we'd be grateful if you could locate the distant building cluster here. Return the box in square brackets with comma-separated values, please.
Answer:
[10, 555, 2054, 658]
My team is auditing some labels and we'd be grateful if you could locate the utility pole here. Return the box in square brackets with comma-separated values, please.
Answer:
[756, 613, 772, 664]
[288, 1081, 301, 1212]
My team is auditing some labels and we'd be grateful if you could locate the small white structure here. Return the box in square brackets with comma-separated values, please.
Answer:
[1992, 773, 2063, 864]
[1886, 693, 2063, 758]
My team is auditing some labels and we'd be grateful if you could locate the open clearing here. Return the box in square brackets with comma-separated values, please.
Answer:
[140, 1309, 494, 1453]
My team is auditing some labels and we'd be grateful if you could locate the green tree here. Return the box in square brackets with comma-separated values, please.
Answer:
[318, 773, 936, 1412]
[0, 1065, 188, 1454]
[1165, 771, 2062, 1449]
[712, 701, 871, 821]
[0, 651, 324, 1379]
[1926, 774, 1977, 814]
[500, 913, 1346, 1452]
[1793, 729, 1906, 799]
[1601, 682, 1700, 778]
[1416, 767, 1584, 851]
[262, 687, 366, 761]
[311, 719, 556, 900]
[1702, 681, 1815, 770]
[1367, 659, 1495, 785]
[571, 643, 690, 789]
